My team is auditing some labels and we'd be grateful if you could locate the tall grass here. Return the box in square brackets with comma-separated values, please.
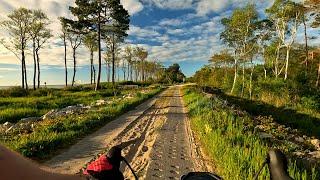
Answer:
[183, 87, 317, 180]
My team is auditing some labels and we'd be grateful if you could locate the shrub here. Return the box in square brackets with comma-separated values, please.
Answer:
[29, 88, 55, 97]
[0, 87, 29, 97]
[300, 96, 320, 111]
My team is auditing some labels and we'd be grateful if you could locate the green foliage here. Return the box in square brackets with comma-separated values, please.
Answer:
[160, 63, 185, 84]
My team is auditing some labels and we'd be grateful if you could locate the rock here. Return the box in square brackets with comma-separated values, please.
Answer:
[310, 139, 320, 150]
[258, 132, 273, 139]
[293, 151, 305, 156]
[308, 151, 320, 159]
[96, 99, 106, 106]
[20, 117, 41, 123]
[295, 137, 305, 143]
[123, 93, 134, 99]
[5, 125, 17, 133]
[42, 109, 58, 120]
[3, 122, 13, 129]
[19, 123, 32, 133]
[42, 105, 91, 120]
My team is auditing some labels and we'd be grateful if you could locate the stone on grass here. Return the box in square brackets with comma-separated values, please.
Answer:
[295, 137, 305, 143]
[308, 151, 320, 159]
[20, 117, 41, 123]
[310, 139, 320, 150]
[258, 132, 273, 139]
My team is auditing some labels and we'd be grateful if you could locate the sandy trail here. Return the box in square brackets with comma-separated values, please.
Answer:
[44, 86, 209, 179]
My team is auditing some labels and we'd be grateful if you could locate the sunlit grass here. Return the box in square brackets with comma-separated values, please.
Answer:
[183, 87, 318, 180]
[1, 87, 162, 160]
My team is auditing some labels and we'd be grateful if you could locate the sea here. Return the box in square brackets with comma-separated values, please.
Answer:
[0, 85, 65, 90]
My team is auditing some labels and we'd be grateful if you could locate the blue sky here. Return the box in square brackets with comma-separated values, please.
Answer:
[0, 0, 318, 86]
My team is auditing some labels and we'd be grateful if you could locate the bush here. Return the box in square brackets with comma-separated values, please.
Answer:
[300, 96, 320, 110]
[63, 85, 85, 92]
[0, 87, 28, 97]
[29, 88, 55, 97]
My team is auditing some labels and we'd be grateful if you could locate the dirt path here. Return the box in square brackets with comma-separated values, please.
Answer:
[44, 86, 208, 179]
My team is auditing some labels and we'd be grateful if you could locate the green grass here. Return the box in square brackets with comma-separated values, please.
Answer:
[183, 87, 318, 180]
[0, 88, 119, 123]
[1, 87, 162, 160]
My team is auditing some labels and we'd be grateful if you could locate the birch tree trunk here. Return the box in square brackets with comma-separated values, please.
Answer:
[230, 58, 238, 94]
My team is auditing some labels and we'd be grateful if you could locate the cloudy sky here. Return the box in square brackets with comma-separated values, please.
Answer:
[0, 0, 318, 86]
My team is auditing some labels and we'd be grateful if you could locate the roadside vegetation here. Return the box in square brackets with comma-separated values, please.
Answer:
[190, 0, 320, 138]
[0, 85, 162, 160]
[183, 86, 318, 180]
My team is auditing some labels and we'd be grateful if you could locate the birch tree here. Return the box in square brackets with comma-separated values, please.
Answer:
[266, 0, 303, 80]
[220, 4, 259, 94]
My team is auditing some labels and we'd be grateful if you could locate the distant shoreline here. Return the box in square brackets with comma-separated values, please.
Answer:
[0, 85, 65, 89]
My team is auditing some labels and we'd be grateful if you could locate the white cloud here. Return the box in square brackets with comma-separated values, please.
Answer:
[159, 19, 184, 27]
[121, 0, 144, 15]
[196, 0, 227, 16]
[167, 28, 184, 35]
[128, 25, 161, 38]
[143, 0, 194, 9]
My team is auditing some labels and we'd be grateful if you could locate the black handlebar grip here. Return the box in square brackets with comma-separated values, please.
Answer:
[268, 149, 293, 180]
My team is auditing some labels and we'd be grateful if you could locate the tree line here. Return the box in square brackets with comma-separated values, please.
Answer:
[202, 0, 320, 99]
[0, 0, 166, 91]
[0, 8, 52, 90]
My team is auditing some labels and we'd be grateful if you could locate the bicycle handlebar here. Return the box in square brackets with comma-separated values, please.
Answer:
[268, 149, 293, 180]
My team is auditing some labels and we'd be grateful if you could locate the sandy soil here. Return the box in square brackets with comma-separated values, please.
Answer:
[43, 86, 210, 179]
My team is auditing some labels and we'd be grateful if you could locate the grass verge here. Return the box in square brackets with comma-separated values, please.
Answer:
[1, 88, 163, 161]
[183, 86, 318, 180]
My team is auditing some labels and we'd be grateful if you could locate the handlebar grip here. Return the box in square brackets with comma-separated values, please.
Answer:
[268, 149, 293, 180]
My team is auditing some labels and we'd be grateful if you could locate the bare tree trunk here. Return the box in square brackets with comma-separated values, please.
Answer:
[72, 48, 76, 86]
[93, 66, 96, 84]
[36, 50, 40, 89]
[90, 50, 94, 85]
[33, 41, 37, 90]
[130, 64, 133, 81]
[21, 41, 27, 90]
[249, 61, 254, 100]
[127, 62, 130, 81]
[21, 61, 25, 89]
[230, 59, 238, 94]
[316, 62, 320, 87]
[275, 45, 281, 78]
[142, 61, 145, 82]
[107, 62, 111, 83]
[95, 18, 101, 91]
[123, 61, 126, 82]
[241, 64, 245, 97]
[284, 46, 291, 80]
[22, 52, 28, 90]
[63, 33, 68, 87]
[112, 33, 116, 86]
[303, 15, 309, 74]
[24, 60, 28, 90]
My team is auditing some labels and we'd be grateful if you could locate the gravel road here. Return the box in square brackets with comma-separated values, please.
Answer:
[44, 86, 208, 179]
